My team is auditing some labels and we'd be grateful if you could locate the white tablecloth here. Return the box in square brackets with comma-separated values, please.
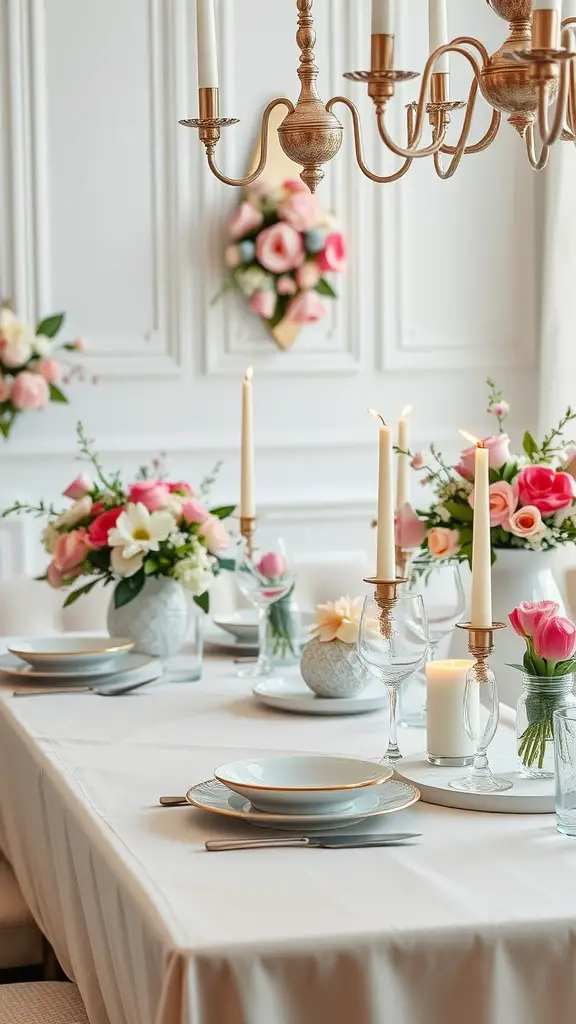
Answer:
[0, 648, 575, 1024]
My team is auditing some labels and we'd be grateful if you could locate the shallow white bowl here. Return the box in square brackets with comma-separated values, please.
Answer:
[214, 755, 393, 814]
[213, 611, 259, 644]
[8, 635, 134, 673]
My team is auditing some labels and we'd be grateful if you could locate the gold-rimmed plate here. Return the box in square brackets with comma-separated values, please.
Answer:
[0, 651, 153, 686]
[8, 635, 135, 674]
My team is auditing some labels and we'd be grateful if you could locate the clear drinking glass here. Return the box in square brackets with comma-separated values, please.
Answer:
[449, 662, 513, 794]
[234, 535, 295, 678]
[399, 560, 467, 728]
[357, 592, 428, 765]
[553, 706, 576, 837]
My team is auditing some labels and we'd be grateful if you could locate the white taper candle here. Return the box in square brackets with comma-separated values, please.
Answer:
[396, 406, 411, 510]
[429, 0, 450, 74]
[470, 443, 492, 629]
[372, 0, 394, 33]
[370, 410, 396, 579]
[196, 0, 219, 89]
[240, 367, 255, 520]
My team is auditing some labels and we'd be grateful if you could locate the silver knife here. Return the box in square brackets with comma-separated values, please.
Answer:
[205, 833, 420, 851]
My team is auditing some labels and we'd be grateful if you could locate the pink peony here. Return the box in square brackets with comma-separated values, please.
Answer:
[200, 517, 229, 554]
[318, 232, 346, 273]
[296, 261, 322, 290]
[460, 434, 512, 477]
[517, 465, 575, 516]
[276, 276, 297, 296]
[395, 503, 427, 550]
[258, 551, 287, 578]
[505, 505, 546, 538]
[128, 480, 170, 512]
[469, 480, 518, 527]
[168, 481, 194, 496]
[286, 291, 327, 324]
[534, 615, 576, 664]
[181, 499, 210, 525]
[250, 290, 276, 319]
[256, 223, 304, 274]
[278, 190, 318, 232]
[410, 452, 426, 471]
[428, 527, 461, 560]
[53, 529, 92, 575]
[229, 201, 263, 241]
[0, 375, 10, 403]
[88, 506, 124, 548]
[10, 371, 49, 410]
[63, 473, 93, 500]
[47, 561, 64, 588]
[35, 358, 60, 384]
[509, 600, 559, 639]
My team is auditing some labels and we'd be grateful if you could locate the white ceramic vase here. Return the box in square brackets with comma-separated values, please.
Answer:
[448, 548, 566, 707]
[300, 637, 369, 698]
[107, 577, 196, 662]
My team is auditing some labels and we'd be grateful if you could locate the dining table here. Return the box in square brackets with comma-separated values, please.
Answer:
[0, 637, 574, 1024]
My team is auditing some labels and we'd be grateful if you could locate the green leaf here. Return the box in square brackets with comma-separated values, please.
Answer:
[63, 578, 101, 607]
[209, 505, 236, 520]
[216, 556, 235, 572]
[194, 591, 210, 614]
[36, 313, 65, 338]
[488, 468, 501, 484]
[523, 431, 539, 460]
[113, 570, 145, 609]
[506, 664, 526, 673]
[553, 659, 576, 676]
[88, 548, 111, 572]
[49, 383, 68, 404]
[143, 556, 158, 575]
[502, 461, 518, 483]
[443, 500, 474, 523]
[315, 278, 337, 298]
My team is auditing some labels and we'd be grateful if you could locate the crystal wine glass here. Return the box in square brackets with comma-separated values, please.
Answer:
[449, 660, 513, 793]
[357, 592, 429, 765]
[234, 534, 295, 678]
[399, 560, 467, 727]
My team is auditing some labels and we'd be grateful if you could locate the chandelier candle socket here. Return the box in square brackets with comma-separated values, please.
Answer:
[370, 409, 396, 581]
[426, 659, 477, 766]
[460, 432, 492, 630]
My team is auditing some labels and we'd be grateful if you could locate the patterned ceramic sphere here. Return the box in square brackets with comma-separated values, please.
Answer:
[300, 637, 369, 698]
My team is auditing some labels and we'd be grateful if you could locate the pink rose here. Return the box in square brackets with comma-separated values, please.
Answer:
[168, 481, 194, 496]
[256, 223, 304, 274]
[283, 179, 309, 193]
[258, 551, 287, 578]
[250, 290, 276, 319]
[455, 461, 474, 482]
[410, 452, 426, 471]
[10, 371, 49, 410]
[428, 527, 461, 560]
[469, 480, 518, 527]
[509, 600, 559, 639]
[63, 473, 93, 500]
[47, 561, 64, 589]
[53, 529, 92, 575]
[278, 191, 318, 232]
[318, 232, 346, 273]
[395, 503, 427, 550]
[505, 505, 546, 538]
[534, 615, 576, 664]
[286, 291, 327, 324]
[0, 375, 10, 403]
[128, 480, 170, 512]
[1, 341, 32, 368]
[229, 201, 263, 241]
[200, 517, 229, 554]
[460, 434, 512, 478]
[35, 358, 60, 384]
[295, 261, 322, 290]
[88, 506, 124, 548]
[181, 499, 210, 525]
[276, 276, 297, 296]
[517, 465, 575, 516]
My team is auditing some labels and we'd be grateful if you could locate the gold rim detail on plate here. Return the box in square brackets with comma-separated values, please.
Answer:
[8, 639, 135, 658]
[213, 762, 393, 793]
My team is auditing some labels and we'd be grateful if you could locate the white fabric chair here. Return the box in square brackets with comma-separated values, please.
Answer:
[0, 983, 88, 1023]
[0, 853, 42, 969]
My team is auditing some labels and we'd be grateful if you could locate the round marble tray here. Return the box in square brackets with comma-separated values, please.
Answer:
[395, 752, 555, 814]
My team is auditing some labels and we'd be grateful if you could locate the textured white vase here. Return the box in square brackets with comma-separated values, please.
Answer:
[448, 549, 566, 708]
[107, 577, 192, 660]
[300, 637, 369, 698]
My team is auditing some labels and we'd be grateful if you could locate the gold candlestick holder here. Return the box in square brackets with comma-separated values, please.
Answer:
[240, 516, 256, 561]
[364, 576, 409, 641]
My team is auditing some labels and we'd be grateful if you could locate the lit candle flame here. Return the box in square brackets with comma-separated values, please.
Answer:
[400, 405, 412, 419]
[368, 407, 386, 427]
[459, 429, 485, 448]
[244, 366, 253, 382]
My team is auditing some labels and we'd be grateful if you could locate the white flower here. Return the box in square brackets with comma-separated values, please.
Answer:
[0, 309, 34, 367]
[236, 266, 273, 297]
[108, 502, 176, 558]
[54, 496, 93, 528]
[168, 530, 187, 548]
[166, 494, 183, 519]
[42, 523, 60, 554]
[33, 334, 52, 357]
[434, 505, 451, 523]
[172, 541, 213, 596]
[110, 548, 144, 578]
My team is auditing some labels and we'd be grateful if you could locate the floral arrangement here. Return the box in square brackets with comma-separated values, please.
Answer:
[220, 179, 346, 329]
[313, 596, 363, 645]
[509, 600, 576, 769]
[399, 380, 576, 564]
[0, 304, 86, 439]
[3, 424, 235, 612]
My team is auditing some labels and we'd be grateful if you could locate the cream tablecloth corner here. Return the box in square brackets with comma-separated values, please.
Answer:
[0, 652, 575, 1024]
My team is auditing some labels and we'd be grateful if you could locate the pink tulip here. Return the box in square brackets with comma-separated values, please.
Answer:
[128, 480, 170, 512]
[258, 551, 286, 579]
[469, 480, 518, 527]
[534, 615, 576, 664]
[318, 232, 346, 273]
[10, 371, 49, 410]
[181, 499, 210, 525]
[295, 261, 322, 290]
[517, 465, 575, 516]
[35, 358, 61, 384]
[395, 503, 427, 550]
[53, 529, 92, 575]
[278, 190, 318, 232]
[286, 291, 327, 324]
[228, 201, 263, 241]
[250, 290, 276, 319]
[256, 223, 305, 274]
[509, 600, 559, 638]
[427, 527, 461, 560]
[200, 517, 229, 554]
[63, 473, 93, 500]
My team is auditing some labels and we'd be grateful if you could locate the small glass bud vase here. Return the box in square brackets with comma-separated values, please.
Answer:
[517, 673, 576, 780]
[265, 590, 302, 668]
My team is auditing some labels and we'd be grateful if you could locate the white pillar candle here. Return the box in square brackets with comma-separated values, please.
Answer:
[396, 406, 412, 510]
[196, 0, 219, 90]
[470, 443, 492, 628]
[426, 659, 477, 761]
[429, 0, 450, 73]
[372, 0, 394, 33]
[370, 410, 396, 579]
[240, 367, 255, 520]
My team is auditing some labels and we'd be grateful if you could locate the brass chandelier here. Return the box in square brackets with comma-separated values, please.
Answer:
[180, 0, 576, 192]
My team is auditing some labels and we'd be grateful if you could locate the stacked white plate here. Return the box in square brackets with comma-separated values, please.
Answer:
[0, 636, 161, 691]
[186, 754, 420, 831]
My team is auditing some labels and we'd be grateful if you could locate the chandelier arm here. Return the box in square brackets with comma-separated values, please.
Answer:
[376, 112, 447, 158]
[433, 79, 480, 179]
[205, 98, 295, 187]
[525, 123, 550, 171]
[449, 36, 490, 68]
[569, 57, 576, 136]
[326, 96, 413, 183]
[537, 45, 570, 147]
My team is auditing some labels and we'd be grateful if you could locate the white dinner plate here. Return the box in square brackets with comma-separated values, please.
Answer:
[0, 651, 155, 686]
[213, 611, 259, 645]
[8, 635, 134, 673]
[253, 676, 388, 716]
[204, 626, 259, 656]
[186, 778, 419, 830]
